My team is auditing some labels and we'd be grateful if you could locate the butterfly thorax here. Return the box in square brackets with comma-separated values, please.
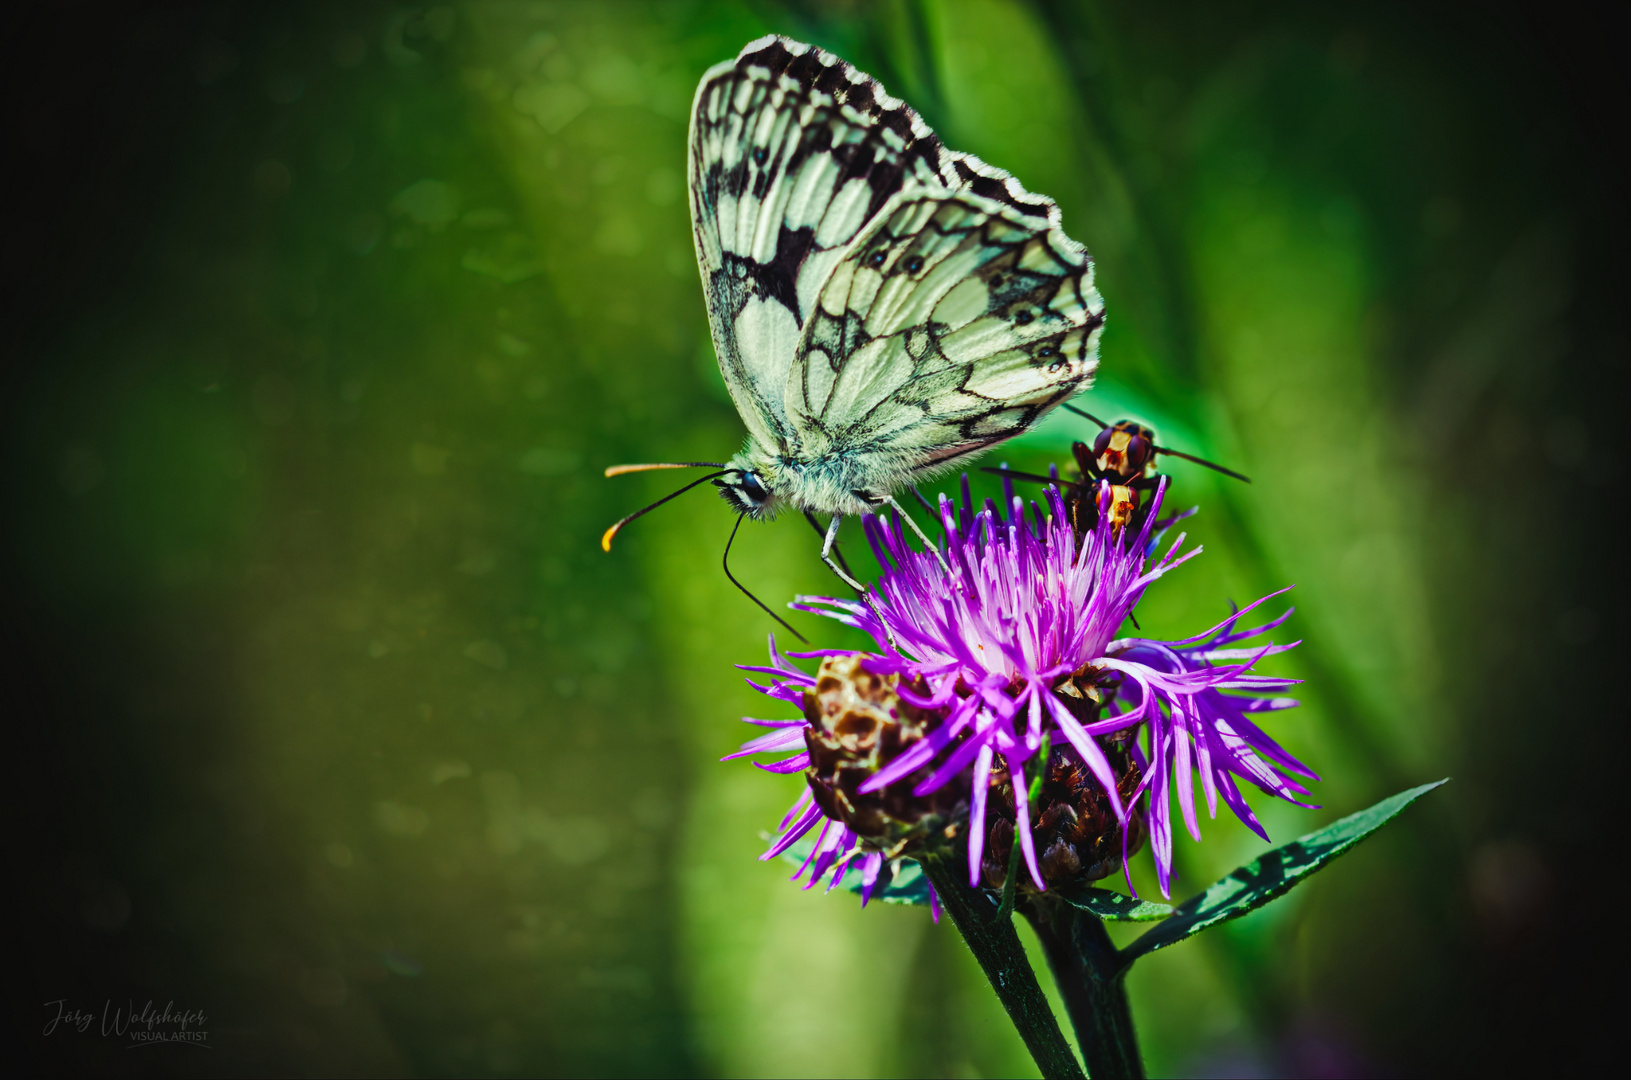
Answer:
[715, 439, 912, 520]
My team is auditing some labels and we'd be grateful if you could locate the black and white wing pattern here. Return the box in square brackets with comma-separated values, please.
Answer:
[689, 36, 1102, 479]
[788, 189, 1102, 474]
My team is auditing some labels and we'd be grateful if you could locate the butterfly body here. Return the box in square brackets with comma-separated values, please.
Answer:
[690, 37, 1106, 522]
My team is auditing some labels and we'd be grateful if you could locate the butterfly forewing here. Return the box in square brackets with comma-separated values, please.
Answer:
[690, 39, 957, 450]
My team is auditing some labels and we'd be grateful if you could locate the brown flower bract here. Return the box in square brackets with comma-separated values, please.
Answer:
[980, 741, 1145, 891]
[801, 654, 968, 857]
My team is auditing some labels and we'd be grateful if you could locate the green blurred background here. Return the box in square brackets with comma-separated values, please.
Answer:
[4, 2, 1621, 1076]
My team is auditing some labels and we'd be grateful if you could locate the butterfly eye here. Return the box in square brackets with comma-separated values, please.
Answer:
[739, 472, 769, 503]
[1014, 310, 1034, 326]
[904, 255, 924, 274]
[868, 250, 887, 269]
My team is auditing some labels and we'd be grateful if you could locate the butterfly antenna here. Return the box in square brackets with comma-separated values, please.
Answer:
[1062, 403, 1110, 429]
[724, 513, 808, 643]
[604, 461, 725, 477]
[600, 470, 728, 551]
[1154, 446, 1252, 484]
[980, 466, 1082, 488]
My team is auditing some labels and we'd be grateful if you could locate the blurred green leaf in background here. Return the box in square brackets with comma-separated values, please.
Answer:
[3, 2, 1620, 1077]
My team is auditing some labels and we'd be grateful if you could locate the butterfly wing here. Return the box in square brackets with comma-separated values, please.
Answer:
[688, 36, 1058, 456]
[787, 188, 1104, 484]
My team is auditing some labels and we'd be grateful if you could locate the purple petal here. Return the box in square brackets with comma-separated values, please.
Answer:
[764, 802, 824, 861]
[915, 720, 997, 796]
[1163, 587, 1296, 648]
[1042, 691, 1126, 821]
[753, 753, 811, 774]
[966, 744, 994, 888]
[858, 851, 884, 907]
[722, 726, 808, 760]
[778, 787, 814, 831]
[739, 716, 808, 728]
[1006, 747, 1046, 890]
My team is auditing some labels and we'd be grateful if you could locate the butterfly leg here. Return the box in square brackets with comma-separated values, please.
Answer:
[819, 514, 868, 595]
[820, 515, 899, 650]
[881, 494, 956, 582]
[806, 510, 860, 597]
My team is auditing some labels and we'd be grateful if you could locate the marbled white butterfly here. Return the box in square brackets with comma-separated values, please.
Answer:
[605, 36, 1105, 626]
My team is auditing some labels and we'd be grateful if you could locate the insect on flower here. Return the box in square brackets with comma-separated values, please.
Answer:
[732, 475, 1318, 900]
[601, 36, 1107, 638]
[985, 405, 1250, 543]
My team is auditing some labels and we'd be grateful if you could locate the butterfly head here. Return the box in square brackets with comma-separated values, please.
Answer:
[714, 458, 779, 520]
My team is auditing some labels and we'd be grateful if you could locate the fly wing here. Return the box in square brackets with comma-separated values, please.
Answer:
[688, 36, 1058, 456]
[787, 188, 1104, 475]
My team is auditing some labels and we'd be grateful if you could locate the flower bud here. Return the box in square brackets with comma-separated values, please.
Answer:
[801, 654, 968, 858]
[980, 741, 1145, 892]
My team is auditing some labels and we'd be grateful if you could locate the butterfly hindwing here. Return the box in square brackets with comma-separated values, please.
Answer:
[787, 189, 1104, 472]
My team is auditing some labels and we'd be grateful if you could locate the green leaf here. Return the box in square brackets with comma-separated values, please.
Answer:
[774, 838, 1171, 919]
[1053, 883, 1174, 922]
[775, 839, 935, 906]
[1118, 779, 1447, 967]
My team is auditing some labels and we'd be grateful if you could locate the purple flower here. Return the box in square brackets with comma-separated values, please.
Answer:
[730, 477, 1318, 899]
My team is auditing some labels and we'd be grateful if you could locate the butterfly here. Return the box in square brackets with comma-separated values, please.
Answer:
[605, 36, 1106, 632]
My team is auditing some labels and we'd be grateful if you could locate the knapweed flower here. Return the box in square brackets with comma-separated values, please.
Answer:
[731, 477, 1318, 899]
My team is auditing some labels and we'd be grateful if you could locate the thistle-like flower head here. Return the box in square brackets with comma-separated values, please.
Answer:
[733, 477, 1318, 899]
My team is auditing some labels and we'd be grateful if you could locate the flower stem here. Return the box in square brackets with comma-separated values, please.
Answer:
[1022, 900, 1144, 1079]
[919, 854, 1085, 1080]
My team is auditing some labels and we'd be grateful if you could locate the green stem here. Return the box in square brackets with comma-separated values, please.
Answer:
[919, 854, 1085, 1080]
[1022, 900, 1144, 1079]
[998, 733, 1052, 922]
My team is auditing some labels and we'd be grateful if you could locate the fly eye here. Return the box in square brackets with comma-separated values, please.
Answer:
[739, 472, 768, 503]
[1014, 310, 1034, 326]
[868, 250, 887, 269]
[904, 255, 924, 274]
